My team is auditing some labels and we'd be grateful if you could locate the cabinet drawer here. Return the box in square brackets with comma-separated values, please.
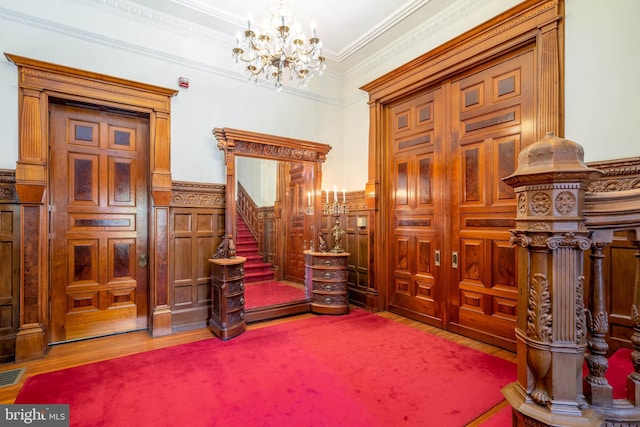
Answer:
[228, 279, 245, 295]
[312, 293, 348, 306]
[227, 293, 245, 310]
[211, 264, 245, 281]
[227, 308, 245, 326]
[311, 268, 346, 281]
[312, 281, 346, 293]
[310, 256, 348, 268]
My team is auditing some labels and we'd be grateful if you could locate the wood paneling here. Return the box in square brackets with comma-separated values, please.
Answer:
[361, 0, 563, 351]
[320, 191, 370, 308]
[0, 172, 19, 362]
[169, 182, 225, 332]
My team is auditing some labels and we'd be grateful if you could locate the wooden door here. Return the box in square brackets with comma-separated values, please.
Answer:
[50, 103, 149, 343]
[386, 48, 534, 349]
[283, 162, 312, 283]
[387, 88, 445, 327]
[448, 48, 534, 347]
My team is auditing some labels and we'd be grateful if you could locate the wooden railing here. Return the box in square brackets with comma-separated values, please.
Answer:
[236, 181, 259, 241]
[502, 134, 640, 426]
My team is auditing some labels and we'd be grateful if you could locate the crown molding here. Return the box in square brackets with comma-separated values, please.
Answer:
[335, 0, 430, 62]
[343, 0, 490, 82]
[0, 3, 343, 105]
[74, 0, 226, 44]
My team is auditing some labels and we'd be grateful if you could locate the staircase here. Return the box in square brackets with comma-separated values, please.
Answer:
[236, 216, 275, 283]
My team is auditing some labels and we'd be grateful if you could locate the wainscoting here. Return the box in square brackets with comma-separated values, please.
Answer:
[168, 181, 226, 332]
[320, 190, 370, 308]
[0, 170, 19, 363]
[0, 167, 371, 361]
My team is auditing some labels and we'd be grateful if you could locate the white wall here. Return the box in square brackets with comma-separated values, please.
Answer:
[0, 0, 638, 192]
[564, 0, 640, 162]
[0, 0, 343, 185]
[236, 157, 276, 207]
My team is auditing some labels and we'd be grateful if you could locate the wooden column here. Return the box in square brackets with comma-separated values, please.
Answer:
[628, 234, 640, 405]
[365, 100, 382, 311]
[15, 87, 48, 362]
[502, 132, 604, 426]
[584, 236, 613, 407]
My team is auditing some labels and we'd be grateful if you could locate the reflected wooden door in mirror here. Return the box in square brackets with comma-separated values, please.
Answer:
[213, 128, 331, 322]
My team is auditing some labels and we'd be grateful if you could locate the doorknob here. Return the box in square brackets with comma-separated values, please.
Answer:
[452, 251, 458, 269]
[434, 250, 441, 267]
[138, 253, 148, 267]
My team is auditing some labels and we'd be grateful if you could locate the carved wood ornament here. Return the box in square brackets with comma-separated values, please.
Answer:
[213, 128, 330, 247]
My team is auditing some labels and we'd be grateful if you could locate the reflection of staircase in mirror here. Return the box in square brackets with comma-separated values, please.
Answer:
[236, 216, 275, 283]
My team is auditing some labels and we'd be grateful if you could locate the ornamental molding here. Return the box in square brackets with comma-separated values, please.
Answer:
[234, 140, 324, 163]
[530, 192, 551, 216]
[527, 273, 552, 343]
[171, 181, 225, 208]
[23, 69, 169, 105]
[509, 231, 528, 248]
[575, 276, 587, 346]
[529, 223, 552, 231]
[345, 191, 367, 210]
[517, 193, 527, 216]
[0, 169, 17, 202]
[546, 232, 591, 251]
[587, 157, 640, 192]
[554, 191, 576, 216]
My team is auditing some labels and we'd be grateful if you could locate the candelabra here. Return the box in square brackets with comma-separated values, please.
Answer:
[322, 189, 348, 253]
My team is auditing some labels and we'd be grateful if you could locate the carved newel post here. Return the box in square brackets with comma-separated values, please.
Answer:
[502, 132, 603, 426]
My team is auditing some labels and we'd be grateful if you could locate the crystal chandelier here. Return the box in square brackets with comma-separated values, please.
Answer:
[232, 1, 326, 91]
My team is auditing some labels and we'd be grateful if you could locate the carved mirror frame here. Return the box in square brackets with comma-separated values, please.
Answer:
[213, 127, 331, 321]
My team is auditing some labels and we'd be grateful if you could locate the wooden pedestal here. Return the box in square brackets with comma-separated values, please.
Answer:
[208, 257, 246, 340]
[305, 251, 350, 315]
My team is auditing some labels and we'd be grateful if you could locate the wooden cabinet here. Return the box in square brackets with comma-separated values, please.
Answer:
[305, 251, 350, 315]
[208, 257, 246, 339]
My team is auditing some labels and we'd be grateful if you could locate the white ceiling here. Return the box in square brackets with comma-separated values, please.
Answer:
[129, 0, 459, 72]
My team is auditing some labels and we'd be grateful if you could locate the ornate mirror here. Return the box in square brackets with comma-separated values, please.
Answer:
[213, 128, 331, 322]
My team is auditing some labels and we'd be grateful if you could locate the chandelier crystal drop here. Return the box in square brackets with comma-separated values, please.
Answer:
[232, 0, 326, 91]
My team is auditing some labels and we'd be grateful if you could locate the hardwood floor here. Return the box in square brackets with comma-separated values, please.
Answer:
[0, 309, 516, 425]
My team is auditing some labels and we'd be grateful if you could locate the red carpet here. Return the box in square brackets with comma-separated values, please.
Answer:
[236, 216, 275, 283]
[16, 309, 516, 427]
[244, 280, 307, 309]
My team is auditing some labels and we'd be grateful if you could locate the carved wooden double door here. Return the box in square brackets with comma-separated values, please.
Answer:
[387, 48, 534, 349]
[49, 103, 149, 343]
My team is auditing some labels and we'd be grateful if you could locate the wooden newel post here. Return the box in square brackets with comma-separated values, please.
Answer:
[628, 235, 640, 405]
[502, 132, 603, 426]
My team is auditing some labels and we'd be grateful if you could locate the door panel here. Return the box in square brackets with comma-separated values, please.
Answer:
[386, 47, 534, 349]
[449, 48, 534, 346]
[284, 162, 312, 283]
[50, 104, 149, 343]
[388, 88, 444, 326]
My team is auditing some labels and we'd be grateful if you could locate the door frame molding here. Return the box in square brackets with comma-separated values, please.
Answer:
[360, 0, 564, 311]
[4, 53, 178, 361]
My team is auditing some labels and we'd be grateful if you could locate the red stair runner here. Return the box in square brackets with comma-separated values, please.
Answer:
[236, 216, 275, 283]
